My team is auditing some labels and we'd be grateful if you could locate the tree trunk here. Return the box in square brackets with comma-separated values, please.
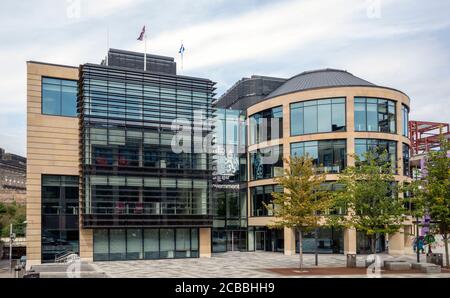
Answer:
[298, 229, 303, 270]
[314, 227, 319, 266]
[371, 235, 378, 273]
[444, 232, 449, 269]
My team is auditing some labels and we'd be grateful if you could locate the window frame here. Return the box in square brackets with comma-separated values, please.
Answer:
[41, 76, 78, 117]
[354, 97, 397, 134]
[290, 97, 347, 137]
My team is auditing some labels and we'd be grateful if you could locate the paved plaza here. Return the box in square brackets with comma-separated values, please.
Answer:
[92, 252, 450, 278]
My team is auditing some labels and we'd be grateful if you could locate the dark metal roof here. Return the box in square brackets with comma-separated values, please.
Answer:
[265, 68, 376, 99]
[214, 75, 287, 110]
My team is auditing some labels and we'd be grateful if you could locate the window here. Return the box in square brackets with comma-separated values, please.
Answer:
[403, 143, 410, 177]
[291, 140, 347, 173]
[41, 175, 79, 262]
[249, 145, 283, 180]
[355, 139, 397, 171]
[251, 185, 283, 216]
[249, 106, 283, 145]
[354, 97, 396, 133]
[290, 98, 346, 136]
[93, 228, 199, 261]
[402, 105, 409, 137]
[42, 77, 77, 117]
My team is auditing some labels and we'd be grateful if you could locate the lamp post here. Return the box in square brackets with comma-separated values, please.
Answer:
[9, 224, 15, 274]
[314, 227, 319, 266]
[415, 216, 420, 263]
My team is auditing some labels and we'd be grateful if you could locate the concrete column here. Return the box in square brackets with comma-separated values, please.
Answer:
[284, 227, 296, 255]
[79, 228, 93, 262]
[199, 228, 211, 258]
[344, 228, 357, 255]
[404, 225, 414, 254]
[388, 227, 405, 255]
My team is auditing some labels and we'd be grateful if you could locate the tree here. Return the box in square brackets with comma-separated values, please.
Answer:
[423, 135, 450, 268]
[331, 151, 406, 255]
[265, 155, 332, 270]
[0, 202, 26, 237]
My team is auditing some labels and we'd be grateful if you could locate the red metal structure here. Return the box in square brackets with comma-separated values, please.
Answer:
[409, 120, 450, 155]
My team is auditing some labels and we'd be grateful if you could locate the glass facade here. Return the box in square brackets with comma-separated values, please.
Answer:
[79, 64, 215, 228]
[93, 228, 199, 261]
[403, 143, 410, 177]
[357, 231, 386, 253]
[249, 106, 283, 145]
[402, 104, 409, 137]
[290, 140, 347, 173]
[290, 98, 346, 136]
[250, 184, 283, 217]
[295, 228, 343, 254]
[354, 97, 396, 133]
[212, 108, 248, 253]
[249, 145, 283, 180]
[41, 175, 79, 262]
[248, 227, 284, 252]
[355, 139, 397, 170]
[42, 77, 77, 117]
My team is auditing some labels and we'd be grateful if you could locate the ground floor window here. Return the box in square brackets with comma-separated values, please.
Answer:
[41, 175, 79, 263]
[356, 231, 386, 254]
[248, 227, 284, 252]
[212, 229, 247, 253]
[93, 228, 199, 261]
[295, 228, 343, 254]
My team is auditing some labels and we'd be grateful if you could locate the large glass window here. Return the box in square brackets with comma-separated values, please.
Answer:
[251, 184, 283, 217]
[41, 175, 79, 262]
[402, 105, 409, 137]
[290, 98, 346, 136]
[354, 97, 396, 133]
[291, 140, 347, 173]
[93, 229, 109, 261]
[93, 228, 199, 261]
[295, 228, 343, 254]
[403, 143, 410, 177]
[249, 145, 283, 180]
[109, 229, 126, 260]
[144, 229, 159, 259]
[355, 139, 397, 171]
[249, 106, 283, 145]
[42, 77, 77, 117]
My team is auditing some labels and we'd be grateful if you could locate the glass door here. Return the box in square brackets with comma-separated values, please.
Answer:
[226, 231, 246, 251]
[255, 231, 265, 251]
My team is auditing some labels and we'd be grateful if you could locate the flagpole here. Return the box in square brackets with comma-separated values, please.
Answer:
[180, 41, 184, 74]
[144, 30, 147, 71]
[106, 25, 109, 66]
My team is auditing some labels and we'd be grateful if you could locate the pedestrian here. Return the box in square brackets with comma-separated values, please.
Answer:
[418, 237, 425, 254]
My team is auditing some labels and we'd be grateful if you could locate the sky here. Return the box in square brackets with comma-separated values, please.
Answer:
[0, 0, 449, 156]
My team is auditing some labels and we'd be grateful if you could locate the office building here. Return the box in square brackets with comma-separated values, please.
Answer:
[27, 51, 413, 265]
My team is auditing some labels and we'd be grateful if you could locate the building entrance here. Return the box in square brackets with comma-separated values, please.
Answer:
[226, 230, 246, 251]
[255, 231, 265, 251]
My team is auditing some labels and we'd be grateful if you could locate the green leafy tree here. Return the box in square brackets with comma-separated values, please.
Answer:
[265, 155, 332, 270]
[0, 202, 26, 237]
[423, 135, 450, 267]
[331, 151, 406, 255]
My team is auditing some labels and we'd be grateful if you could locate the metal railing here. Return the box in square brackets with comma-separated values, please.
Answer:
[55, 250, 79, 263]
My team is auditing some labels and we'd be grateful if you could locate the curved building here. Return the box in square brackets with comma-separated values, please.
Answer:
[215, 68, 412, 255]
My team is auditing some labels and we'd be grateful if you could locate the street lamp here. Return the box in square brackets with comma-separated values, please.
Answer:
[9, 224, 15, 274]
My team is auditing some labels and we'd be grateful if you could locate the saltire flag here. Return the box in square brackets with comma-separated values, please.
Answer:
[137, 26, 146, 41]
[179, 43, 185, 54]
